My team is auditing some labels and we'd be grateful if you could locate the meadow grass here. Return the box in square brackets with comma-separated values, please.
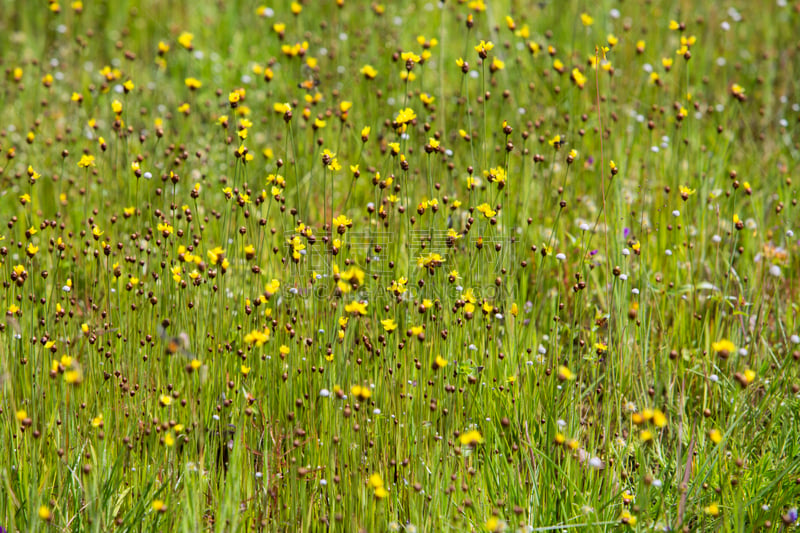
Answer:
[1, 0, 799, 531]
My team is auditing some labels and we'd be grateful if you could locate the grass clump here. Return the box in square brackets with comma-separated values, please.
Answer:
[1, 1, 799, 531]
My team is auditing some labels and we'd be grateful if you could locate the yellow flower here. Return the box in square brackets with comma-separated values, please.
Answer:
[381, 318, 398, 332]
[401, 51, 420, 64]
[474, 40, 494, 56]
[580, 12, 594, 26]
[571, 68, 587, 88]
[679, 185, 696, 199]
[416, 252, 445, 269]
[704, 503, 720, 517]
[374, 486, 389, 499]
[38, 506, 52, 521]
[711, 339, 735, 355]
[65, 369, 82, 384]
[241, 365, 251, 376]
[485, 516, 502, 532]
[159, 395, 172, 406]
[434, 355, 448, 369]
[459, 429, 483, 446]
[344, 301, 368, 316]
[369, 473, 384, 488]
[709, 429, 722, 444]
[395, 107, 416, 125]
[164, 433, 175, 447]
[620, 509, 637, 526]
[274, 102, 292, 114]
[16, 410, 27, 422]
[244, 329, 270, 347]
[185, 77, 202, 90]
[178, 31, 194, 49]
[360, 65, 378, 79]
[652, 409, 667, 428]
[91, 413, 103, 427]
[475, 203, 497, 218]
[152, 499, 166, 512]
[420, 93, 435, 105]
[77, 154, 95, 168]
[557, 366, 574, 381]
[640, 429, 653, 442]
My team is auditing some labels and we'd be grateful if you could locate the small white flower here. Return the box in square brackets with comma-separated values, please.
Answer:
[588, 456, 604, 469]
[319, 389, 330, 397]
